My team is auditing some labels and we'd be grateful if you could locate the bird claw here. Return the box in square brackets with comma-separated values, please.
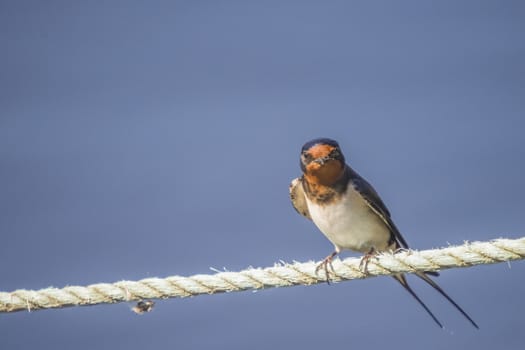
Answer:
[315, 252, 337, 284]
[359, 248, 377, 274]
[394, 247, 409, 254]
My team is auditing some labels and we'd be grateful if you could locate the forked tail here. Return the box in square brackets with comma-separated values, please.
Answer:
[415, 272, 479, 329]
[392, 273, 479, 329]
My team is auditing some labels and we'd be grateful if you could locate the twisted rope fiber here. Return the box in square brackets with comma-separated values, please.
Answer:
[1, 237, 524, 313]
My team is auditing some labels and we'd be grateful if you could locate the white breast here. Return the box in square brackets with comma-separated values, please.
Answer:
[305, 186, 391, 254]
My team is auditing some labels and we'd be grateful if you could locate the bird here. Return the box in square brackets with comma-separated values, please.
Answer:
[289, 137, 478, 329]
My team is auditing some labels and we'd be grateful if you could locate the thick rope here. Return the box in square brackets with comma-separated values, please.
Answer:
[1, 237, 524, 313]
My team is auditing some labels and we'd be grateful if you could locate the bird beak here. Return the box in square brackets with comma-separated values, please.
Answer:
[314, 156, 331, 165]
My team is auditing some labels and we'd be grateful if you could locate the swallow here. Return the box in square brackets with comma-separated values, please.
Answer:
[289, 137, 478, 329]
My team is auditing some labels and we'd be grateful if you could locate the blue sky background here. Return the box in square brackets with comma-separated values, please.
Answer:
[1, 1, 524, 349]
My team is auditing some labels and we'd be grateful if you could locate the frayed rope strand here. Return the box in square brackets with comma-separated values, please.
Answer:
[1, 237, 524, 313]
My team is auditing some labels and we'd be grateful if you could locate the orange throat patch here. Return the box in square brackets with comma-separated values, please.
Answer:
[304, 160, 344, 186]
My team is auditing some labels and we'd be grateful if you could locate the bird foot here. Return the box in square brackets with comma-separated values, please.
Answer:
[394, 247, 409, 254]
[315, 252, 338, 284]
[359, 248, 377, 274]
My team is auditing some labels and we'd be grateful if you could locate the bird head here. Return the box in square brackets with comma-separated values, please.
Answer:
[300, 138, 345, 185]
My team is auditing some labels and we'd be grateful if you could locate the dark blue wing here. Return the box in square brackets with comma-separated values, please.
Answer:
[346, 166, 410, 249]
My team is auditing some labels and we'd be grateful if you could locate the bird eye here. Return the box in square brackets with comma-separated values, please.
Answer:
[302, 152, 313, 162]
[329, 149, 340, 158]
